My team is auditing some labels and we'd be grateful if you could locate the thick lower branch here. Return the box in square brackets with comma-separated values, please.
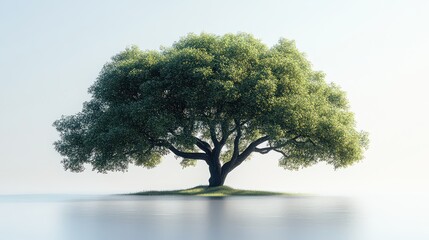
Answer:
[168, 145, 209, 161]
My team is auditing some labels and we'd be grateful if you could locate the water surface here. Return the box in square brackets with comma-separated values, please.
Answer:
[0, 194, 427, 240]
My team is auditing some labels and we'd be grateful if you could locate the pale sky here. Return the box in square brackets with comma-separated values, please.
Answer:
[1, 0, 428, 195]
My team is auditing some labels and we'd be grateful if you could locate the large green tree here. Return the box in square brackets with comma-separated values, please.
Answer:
[54, 33, 368, 187]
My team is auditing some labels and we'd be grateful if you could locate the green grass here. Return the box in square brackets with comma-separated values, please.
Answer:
[129, 185, 292, 197]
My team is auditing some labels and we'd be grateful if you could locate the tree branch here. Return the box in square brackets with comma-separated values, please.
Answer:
[236, 135, 270, 162]
[231, 120, 242, 161]
[194, 137, 212, 155]
[222, 135, 270, 173]
[254, 136, 308, 154]
[209, 122, 219, 146]
[227, 120, 249, 135]
[168, 145, 209, 161]
[254, 142, 290, 154]
[273, 149, 288, 158]
[219, 120, 230, 145]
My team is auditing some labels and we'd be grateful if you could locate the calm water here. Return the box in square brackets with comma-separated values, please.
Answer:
[0, 194, 428, 240]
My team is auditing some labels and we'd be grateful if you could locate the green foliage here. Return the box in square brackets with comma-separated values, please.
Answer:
[53, 33, 368, 175]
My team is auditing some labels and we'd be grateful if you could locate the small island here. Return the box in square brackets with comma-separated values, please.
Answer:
[130, 185, 290, 197]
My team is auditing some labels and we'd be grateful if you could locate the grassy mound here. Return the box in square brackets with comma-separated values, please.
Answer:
[130, 185, 287, 197]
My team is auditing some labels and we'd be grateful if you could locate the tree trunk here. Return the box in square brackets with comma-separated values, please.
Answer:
[208, 160, 227, 187]
[208, 172, 226, 187]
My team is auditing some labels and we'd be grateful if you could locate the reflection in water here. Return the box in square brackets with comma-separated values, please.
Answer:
[1, 195, 428, 240]
[60, 196, 354, 240]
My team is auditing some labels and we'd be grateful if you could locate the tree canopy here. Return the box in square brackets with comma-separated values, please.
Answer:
[53, 33, 368, 186]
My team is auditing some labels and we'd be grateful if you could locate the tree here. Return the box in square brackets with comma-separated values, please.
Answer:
[53, 33, 368, 187]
